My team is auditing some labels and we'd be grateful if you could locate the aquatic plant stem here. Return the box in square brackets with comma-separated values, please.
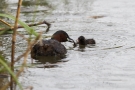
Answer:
[16, 33, 41, 77]
[11, 0, 22, 90]
[0, 20, 51, 31]
[0, 19, 13, 28]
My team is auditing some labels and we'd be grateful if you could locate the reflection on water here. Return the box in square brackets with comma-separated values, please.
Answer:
[22, 0, 51, 7]
[21, 0, 53, 15]
[77, 44, 96, 52]
[32, 55, 67, 68]
[78, 45, 86, 49]
[34, 55, 66, 64]
[0, 0, 8, 13]
[33, 56, 68, 68]
[0, 35, 27, 61]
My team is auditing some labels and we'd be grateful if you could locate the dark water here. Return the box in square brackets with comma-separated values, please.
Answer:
[0, 0, 135, 90]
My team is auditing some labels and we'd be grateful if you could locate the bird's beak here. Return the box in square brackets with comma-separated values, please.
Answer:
[67, 38, 77, 47]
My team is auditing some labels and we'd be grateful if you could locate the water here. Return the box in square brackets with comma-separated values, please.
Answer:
[0, 0, 135, 90]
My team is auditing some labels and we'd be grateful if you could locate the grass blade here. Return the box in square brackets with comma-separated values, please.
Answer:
[0, 55, 23, 90]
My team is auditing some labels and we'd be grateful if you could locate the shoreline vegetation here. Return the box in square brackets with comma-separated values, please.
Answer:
[0, 0, 52, 89]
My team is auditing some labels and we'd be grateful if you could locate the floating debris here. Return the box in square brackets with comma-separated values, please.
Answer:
[90, 15, 106, 19]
